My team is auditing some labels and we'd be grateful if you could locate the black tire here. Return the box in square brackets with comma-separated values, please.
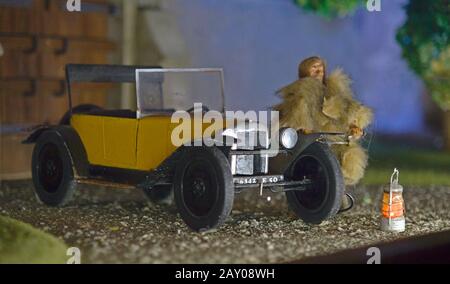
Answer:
[286, 142, 344, 224]
[174, 146, 234, 232]
[31, 130, 77, 206]
[59, 104, 102, 125]
[142, 184, 173, 205]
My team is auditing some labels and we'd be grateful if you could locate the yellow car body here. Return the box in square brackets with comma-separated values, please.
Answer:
[71, 113, 219, 171]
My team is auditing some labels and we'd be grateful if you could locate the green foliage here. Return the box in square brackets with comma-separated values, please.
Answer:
[0, 216, 68, 264]
[397, 0, 450, 110]
[363, 141, 450, 186]
[293, 0, 364, 19]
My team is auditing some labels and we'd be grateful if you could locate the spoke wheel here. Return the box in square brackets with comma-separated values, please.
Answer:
[286, 142, 344, 224]
[182, 159, 218, 217]
[292, 156, 328, 212]
[37, 143, 64, 194]
[32, 130, 76, 207]
[174, 147, 233, 232]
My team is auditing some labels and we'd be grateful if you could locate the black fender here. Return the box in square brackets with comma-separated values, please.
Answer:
[22, 125, 52, 145]
[195, 137, 233, 157]
[23, 125, 89, 177]
[137, 142, 232, 190]
[269, 132, 335, 175]
[137, 146, 184, 190]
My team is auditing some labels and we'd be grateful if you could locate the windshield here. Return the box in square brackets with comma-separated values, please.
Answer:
[136, 68, 225, 118]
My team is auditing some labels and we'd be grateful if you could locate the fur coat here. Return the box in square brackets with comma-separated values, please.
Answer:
[273, 69, 374, 185]
[274, 68, 373, 133]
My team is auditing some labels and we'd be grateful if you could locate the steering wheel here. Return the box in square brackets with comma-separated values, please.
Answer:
[187, 105, 210, 113]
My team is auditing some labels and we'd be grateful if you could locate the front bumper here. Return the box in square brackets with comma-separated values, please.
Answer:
[233, 174, 311, 193]
[229, 147, 312, 193]
[233, 174, 284, 186]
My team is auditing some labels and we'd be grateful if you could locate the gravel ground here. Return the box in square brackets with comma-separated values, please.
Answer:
[1, 180, 450, 263]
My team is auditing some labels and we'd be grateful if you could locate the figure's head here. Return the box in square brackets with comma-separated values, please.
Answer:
[298, 56, 326, 83]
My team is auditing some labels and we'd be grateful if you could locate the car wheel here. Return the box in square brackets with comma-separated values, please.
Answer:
[59, 104, 102, 125]
[142, 184, 173, 205]
[285, 142, 344, 224]
[32, 130, 77, 206]
[174, 146, 234, 232]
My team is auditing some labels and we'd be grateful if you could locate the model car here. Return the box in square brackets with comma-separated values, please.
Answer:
[24, 64, 347, 232]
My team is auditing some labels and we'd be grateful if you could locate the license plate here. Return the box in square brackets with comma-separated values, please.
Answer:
[233, 175, 284, 185]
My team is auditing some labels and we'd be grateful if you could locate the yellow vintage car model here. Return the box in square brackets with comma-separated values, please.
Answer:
[24, 64, 346, 232]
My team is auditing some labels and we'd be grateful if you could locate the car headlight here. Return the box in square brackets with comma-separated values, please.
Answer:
[280, 128, 298, 149]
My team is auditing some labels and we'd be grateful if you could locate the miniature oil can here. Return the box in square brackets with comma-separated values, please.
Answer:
[381, 168, 405, 232]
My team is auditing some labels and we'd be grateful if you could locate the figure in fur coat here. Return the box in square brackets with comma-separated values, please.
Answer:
[273, 56, 373, 187]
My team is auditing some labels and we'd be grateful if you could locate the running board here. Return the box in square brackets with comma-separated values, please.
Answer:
[75, 178, 136, 189]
